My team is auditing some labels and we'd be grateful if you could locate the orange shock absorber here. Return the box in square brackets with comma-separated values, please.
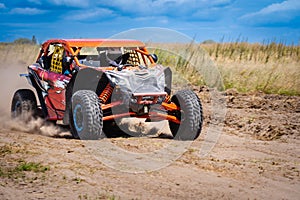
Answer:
[164, 94, 171, 103]
[99, 84, 114, 103]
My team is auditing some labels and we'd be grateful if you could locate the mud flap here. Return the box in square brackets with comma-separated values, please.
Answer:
[164, 67, 172, 95]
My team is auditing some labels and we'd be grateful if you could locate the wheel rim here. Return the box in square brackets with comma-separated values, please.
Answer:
[73, 104, 84, 132]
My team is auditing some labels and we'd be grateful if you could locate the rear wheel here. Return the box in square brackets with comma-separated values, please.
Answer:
[70, 90, 103, 140]
[11, 89, 37, 120]
[168, 90, 203, 140]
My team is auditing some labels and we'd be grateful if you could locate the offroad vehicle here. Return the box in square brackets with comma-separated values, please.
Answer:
[11, 39, 203, 140]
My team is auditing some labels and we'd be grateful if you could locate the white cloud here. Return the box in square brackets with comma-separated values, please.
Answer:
[94, 0, 233, 17]
[258, 0, 300, 14]
[28, 0, 42, 4]
[65, 8, 114, 20]
[0, 3, 5, 9]
[134, 16, 169, 24]
[10, 7, 47, 15]
[48, 0, 90, 7]
[240, 0, 300, 23]
[207, 0, 233, 7]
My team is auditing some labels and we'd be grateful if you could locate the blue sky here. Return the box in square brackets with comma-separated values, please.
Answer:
[0, 0, 299, 44]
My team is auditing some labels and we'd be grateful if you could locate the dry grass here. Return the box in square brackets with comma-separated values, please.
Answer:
[203, 41, 299, 63]
[149, 42, 300, 95]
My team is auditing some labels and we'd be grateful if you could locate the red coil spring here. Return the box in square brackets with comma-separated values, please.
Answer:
[99, 84, 113, 103]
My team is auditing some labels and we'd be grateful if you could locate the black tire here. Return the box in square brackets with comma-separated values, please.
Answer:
[11, 89, 37, 120]
[168, 90, 203, 140]
[70, 90, 103, 140]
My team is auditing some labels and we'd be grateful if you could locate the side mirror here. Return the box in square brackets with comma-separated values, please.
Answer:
[150, 54, 158, 63]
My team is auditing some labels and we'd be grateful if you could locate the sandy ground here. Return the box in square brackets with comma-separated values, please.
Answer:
[0, 61, 299, 200]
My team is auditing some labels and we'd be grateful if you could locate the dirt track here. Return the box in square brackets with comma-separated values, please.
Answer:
[0, 63, 300, 199]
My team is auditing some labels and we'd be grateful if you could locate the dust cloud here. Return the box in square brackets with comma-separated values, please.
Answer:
[0, 116, 70, 137]
[0, 54, 70, 138]
[0, 63, 29, 116]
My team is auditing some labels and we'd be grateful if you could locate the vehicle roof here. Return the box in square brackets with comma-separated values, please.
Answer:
[43, 39, 145, 48]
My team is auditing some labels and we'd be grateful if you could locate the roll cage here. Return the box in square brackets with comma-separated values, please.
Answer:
[36, 39, 156, 72]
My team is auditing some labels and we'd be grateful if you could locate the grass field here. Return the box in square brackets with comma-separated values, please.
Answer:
[149, 41, 300, 95]
[1, 41, 299, 95]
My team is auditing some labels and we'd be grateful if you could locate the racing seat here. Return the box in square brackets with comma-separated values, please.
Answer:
[50, 45, 64, 74]
[123, 50, 140, 66]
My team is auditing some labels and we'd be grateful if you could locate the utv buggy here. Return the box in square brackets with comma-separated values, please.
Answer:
[11, 39, 203, 140]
